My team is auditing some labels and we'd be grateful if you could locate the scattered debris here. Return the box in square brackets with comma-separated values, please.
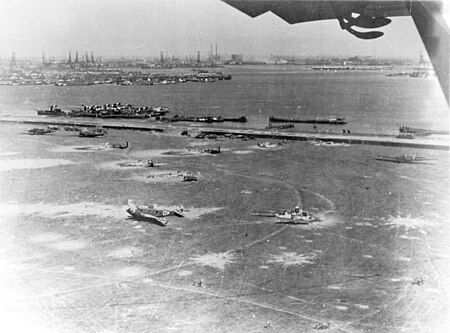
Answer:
[146, 171, 194, 181]
[313, 140, 350, 147]
[258, 141, 284, 148]
[313, 322, 331, 330]
[411, 277, 424, 286]
[28, 127, 54, 135]
[64, 126, 80, 131]
[193, 278, 205, 287]
[264, 321, 272, 329]
[202, 147, 221, 154]
[396, 133, 415, 139]
[376, 154, 433, 164]
[183, 174, 198, 182]
[120, 159, 158, 167]
[75, 142, 128, 151]
[79, 127, 107, 137]
[104, 141, 128, 149]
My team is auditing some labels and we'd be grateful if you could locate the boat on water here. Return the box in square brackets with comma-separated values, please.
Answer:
[223, 116, 247, 123]
[98, 114, 148, 119]
[175, 115, 225, 123]
[399, 126, 449, 136]
[269, 116, 347, 125]
[376, 154, 432, 164]
[36, 105, 66, 116]
[163, 115, 246, 123]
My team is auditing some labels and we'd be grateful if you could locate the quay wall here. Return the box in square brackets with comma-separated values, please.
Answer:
[1, 117, 448, 151]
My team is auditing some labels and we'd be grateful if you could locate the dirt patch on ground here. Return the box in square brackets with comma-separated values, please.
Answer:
[114, 265, 148, 277]
[0, 202, 223, 223]
[129, 149, 198, 159]
[233, 150, 253, 155]
[98, 160, 167, 170]
[266, 251, 317, 267]
[47, 239, 88, 251]
[177, 270, 193, 276]
[187, 141, 211, 147]
[0, 159, 74, 172]
[28, 232, 88, 251]
[130, 171, 199, 184]
[190, 252, 236, 271]
[129, 148, 223, 159]
[160, 205, 223, 220]
[29, 232, 66, 243]
[0, 202, 128, 219]
[51, 145, 120, 153]
[108, 246, 144, 258]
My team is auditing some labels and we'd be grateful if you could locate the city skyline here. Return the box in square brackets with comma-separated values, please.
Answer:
[1, 0, 448, 60]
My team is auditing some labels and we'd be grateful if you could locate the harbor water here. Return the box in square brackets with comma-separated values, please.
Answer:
[0, 65, 448, 134]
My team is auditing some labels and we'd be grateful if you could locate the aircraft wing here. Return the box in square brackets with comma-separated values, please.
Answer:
[223, 1, 410, 24]
[223, 0, 449, 104]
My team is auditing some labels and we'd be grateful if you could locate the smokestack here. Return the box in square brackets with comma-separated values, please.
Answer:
[68, 50, 72, 64]
[75, 51, 79, 63]
[197, 50, 200, 65]
[10, 52, 16, 70]
[160, 51, 164, 63]
[215, 44, 218, 58]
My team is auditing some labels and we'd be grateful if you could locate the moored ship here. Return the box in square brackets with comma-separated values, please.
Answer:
[36, 105, 66, 116]
[269, 116, 347, 125]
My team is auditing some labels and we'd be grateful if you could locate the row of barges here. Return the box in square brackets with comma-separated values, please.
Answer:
[37, 105, 349, 125]
[37, 103, 170, 119]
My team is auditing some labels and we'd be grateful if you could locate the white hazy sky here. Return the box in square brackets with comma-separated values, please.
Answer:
[0, 0, 446, 60]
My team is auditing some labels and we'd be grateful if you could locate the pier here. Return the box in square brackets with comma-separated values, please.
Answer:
[1, 117, 448, 150]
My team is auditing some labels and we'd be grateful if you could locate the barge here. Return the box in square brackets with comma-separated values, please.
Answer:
[269, 116, 347, 125]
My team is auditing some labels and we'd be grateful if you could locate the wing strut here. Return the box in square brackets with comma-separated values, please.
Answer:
[410, 1, 450, 105]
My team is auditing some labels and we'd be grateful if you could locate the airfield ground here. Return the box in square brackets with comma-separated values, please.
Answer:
[0, 123, 449, 332]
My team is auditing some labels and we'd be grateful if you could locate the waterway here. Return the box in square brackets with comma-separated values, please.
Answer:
[0, 65, 447, 134]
